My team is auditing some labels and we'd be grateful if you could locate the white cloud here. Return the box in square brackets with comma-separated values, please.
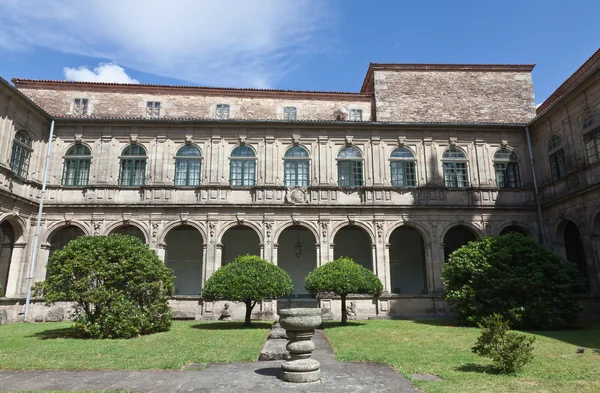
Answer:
[64, 63, 139, 84]
[0, 0, 329, 88]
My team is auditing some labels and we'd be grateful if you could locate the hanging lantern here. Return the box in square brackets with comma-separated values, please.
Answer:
[294, 227, 302, 258]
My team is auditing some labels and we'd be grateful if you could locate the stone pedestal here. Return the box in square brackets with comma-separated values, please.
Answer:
[278, 308, 322, 383]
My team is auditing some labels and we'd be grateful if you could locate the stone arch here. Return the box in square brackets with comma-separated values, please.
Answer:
[556, 219, 590, 291]
[217, 221, 264, 245]
[386, 221, 431, 246]
[330, 221, 375, 245]
[164, 224, 205, 296]
[333, 224, 373, 271]
[439, 221, 484, 242]
[498, 223, 532, 237]
[43, 220, 90, 244]
[105, 221, 149, 243]
[274, 221, 320, 246]
[0, 212, 26, 242]
[0, 220, 16, 295]
[388, 225, 427, 294]
[159, 221, 207, 245]
[221, 224, 262, 265]
[276, 224, 318, 297]
[442, 224, 479, 262]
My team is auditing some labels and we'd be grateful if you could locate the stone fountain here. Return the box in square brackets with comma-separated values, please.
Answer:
[278, 308, 322, 383]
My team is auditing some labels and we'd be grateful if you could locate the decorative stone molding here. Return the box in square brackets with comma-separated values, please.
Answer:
[185, 134, 193, 144]
[449, 137, 458, 147]
[151, 222, 160, 245]
[239, 135, 247, 145]
[179, 212, 189, 224]
[236, 213, 245, 225]
[122, 213, 132, 224]
[74, 133, 83, 144]
[286, 187, 308, 204]
[292, 134, 300, 145]
[129, 134, 138, 144]
[264, 221, 273, 244]
[397, 136, 406, 147]
[319, 221, 329, 243]
[501, 139, 509, 148]
[208, 221, 217, 244]
[92, 221, 102, 235]
[345, 135, 354, 146]
[375, 222, 384, 244]
[63, 213, 73, 224]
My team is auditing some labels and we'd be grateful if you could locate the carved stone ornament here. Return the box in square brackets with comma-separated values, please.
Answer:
[375, 222, 384, 244]
[320, 221, 329, 243]
[449, 137, 458, 147]
[179, 212, 189, 224]
[151, 222, 160, 245]
[130, 134, 138, 144]
[74, 133, 83, 144]
[292, 134, 300, 145]
[265, 222, 273, 244]
[239, 135, 247, 145]
[501, 139, 509, 148]
[185, 134, 193, 144]
[208, 222, 216, 243]
[397, 136, 406, 147]
[286, 187, 308, 204]
[122, 213, 132, 223]
[93, 221, 102, 236]
[345, 135, 354, 146]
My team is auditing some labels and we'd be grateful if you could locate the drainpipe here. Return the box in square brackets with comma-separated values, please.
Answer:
[525, 125, 546, 245]
[24, 120, 55, 322]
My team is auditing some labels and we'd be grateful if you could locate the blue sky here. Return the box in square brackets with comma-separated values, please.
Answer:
[1, 0, 598, 105]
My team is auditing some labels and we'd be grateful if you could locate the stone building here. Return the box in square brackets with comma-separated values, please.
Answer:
[0, 49, 599, 322]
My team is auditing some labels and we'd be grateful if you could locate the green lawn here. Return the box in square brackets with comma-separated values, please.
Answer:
[324, 320, 600, 393]
[0, 321, 270, 370]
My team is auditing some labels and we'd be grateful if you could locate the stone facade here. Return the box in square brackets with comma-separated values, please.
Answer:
[0, 52, 599, 323]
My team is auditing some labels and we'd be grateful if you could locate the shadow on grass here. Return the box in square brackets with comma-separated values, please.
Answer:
[455, 363, 501, 375]
[30, 326, 83, 340]
[321, 321, 366, 329]
[191, 321, 273, 330]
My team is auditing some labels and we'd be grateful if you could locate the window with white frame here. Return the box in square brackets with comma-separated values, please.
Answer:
[230, 145, 256, 186]
[72, 98, 89, 115]
[337, 146, 364, 187]
[283, 106, 297, 121]
[216, 104, 230, 119]
[548, 135, 567, 181]
[493, 149, 521, 189]
[349, 109, 363, 121]
[389, 147, 417, 187]
[284, 146, 309, 186]
[582, 111, 600, 165]
[146, 101, 161, 119]
[441, 147, 469, 188]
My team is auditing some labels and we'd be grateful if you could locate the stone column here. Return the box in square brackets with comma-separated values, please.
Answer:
[157, 242, 167, 263]
[152, 135, 168, 185]
[34, 243, 52, 283]
[432, 243, 445, 293]
[272, 243, 279, 266]
[4, 242, 26, 298]
[424, 243, 436, 294]
[383, 243, 392, 293]
[264, 136, 276, 185]
[201, 243, 208, 290]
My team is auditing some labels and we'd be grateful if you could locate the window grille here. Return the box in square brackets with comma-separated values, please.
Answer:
[337, 146, 363, 187]
[390, 147, 417, 187]
[175, 145, 202, 186]
[284, 146, 309, 186]
[10, 130, 32, 179]
[119, 144, 147, 186]
[230, 145, 256, 186]
[547, 135, 568, 181]
[62, 144, 92, 186]
[441, 147, 469, 188]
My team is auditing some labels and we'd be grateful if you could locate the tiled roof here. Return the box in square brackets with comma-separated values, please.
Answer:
[0, 76, 52, 118]
[535, 48, 600, 116]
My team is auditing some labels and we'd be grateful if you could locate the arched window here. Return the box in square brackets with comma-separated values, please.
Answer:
[548, 135, 567, 181]
[284, 146, 309, 187]
[441, 147, 469, 188]
[230, 145, 256, 186]
[583, 111, 600, 165]
[337, 146, 363, 187]
[389, 147, 416, 187]
[119, 144, 147, 186]
[493, 149, 521, 189]
[175, 145, 202, 186]
[62, 144, 92, 186]
[10, 131, 32, 179]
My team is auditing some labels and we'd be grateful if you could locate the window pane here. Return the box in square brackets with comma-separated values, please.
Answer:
[188, 160, 201, 186]
[174, 160, 188, 186]
[230, 161, 242, 186]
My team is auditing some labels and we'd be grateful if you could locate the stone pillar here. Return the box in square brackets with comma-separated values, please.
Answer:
[318, 218, 330, 266]
[383, 243, 392, 293]
[152, 135, 168, 185]
[264, 136, 276, 185]
[581, 235, 600, 292]
[317, 136, 330, 185]
[272, 243, 279, 266]
[424, 243, 436, 294]
[201, 243, 208, 290]
[208, 135, 222, 184]
[34, 243, 52, 283]
[157, 242, 167, 263]
[4, 242, 26, 298]
[94, 133, 114, 185]
[432, 243, 445, 293]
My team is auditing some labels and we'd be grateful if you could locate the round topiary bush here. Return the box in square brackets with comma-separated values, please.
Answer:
[305, 257, 383, 325]
[202, 254, 293, 326]
[442, 233, 584, 330]
[43, 234, 174, 338]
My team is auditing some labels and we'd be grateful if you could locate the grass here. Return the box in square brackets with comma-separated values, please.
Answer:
[0, 321, 271, 370]
[323, 320, 600, 393]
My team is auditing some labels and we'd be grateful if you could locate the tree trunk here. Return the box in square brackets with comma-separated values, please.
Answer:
[244, 300, 255, 326]
[340, 294, 347, 326]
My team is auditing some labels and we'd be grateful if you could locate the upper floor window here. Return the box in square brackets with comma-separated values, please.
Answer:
[119, 144, 147, 186]
[349, 109, 363, 121]
[283, 106, 297, 121]
[337, 146, 363, 187]
[389, 147, 416, 187]
[548, 135, 567, 181]
[284, 146, 309, 187]
[10, 130, 32, 179]
[62, 144, 91, 186]
[175, 145, 202, 186]
[493, 149, 521, 189]
[146, 101, 161, 119]
[230, 145, 256, 186]
[216, 104, 230, 119]
[441, 147, 469, 188]
[583, 111, 600, 165]
[72, 98, 88, 116]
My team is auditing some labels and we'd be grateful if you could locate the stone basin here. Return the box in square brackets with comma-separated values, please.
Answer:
[278, 308, 322, 331]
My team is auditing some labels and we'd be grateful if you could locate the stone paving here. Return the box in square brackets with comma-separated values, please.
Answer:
[0, 331, 421, 393]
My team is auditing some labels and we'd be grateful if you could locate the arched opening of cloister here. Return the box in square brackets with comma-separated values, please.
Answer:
[389, 226, 427, 294]
[164, 225, 204, 295]
[110, 225, 146, 243]
[499, 225, 529, 236]
[0, 221, 15, 294]
[333, 225, 372, 271]
[49, 225, 85, 256]
[560, 220, 590, 291]
[444, 225, 477, 261]
[221, 225, 261, 265]
[277, 225, 317, 297]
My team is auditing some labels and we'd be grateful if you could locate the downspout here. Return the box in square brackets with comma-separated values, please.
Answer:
[525, 125, 546, 245]
[24, 119, 55, 321]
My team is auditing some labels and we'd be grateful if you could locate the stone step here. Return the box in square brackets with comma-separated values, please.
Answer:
[268, 328, 288, 339]
[258, 338, 290, 361]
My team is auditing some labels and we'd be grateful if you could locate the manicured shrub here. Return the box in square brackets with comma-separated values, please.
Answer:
[305, 257, 383, 325]
[42, 234, 174, 338]
[202, 254, 293, 326]
[442, 233, 583, 329]
[472, 313, 536, 374]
